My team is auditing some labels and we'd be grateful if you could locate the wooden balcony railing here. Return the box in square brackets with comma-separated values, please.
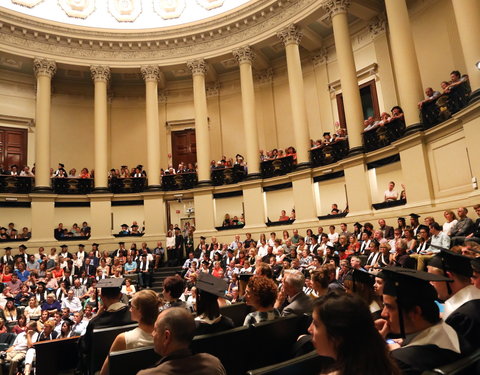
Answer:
[211, 165, 247, 186]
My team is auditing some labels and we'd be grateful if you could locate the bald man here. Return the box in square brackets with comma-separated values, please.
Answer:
[137, 307, 226, 375]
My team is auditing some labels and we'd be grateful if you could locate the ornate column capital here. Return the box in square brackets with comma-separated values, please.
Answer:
[140, 65, 160, 82]
[321, 0, 350, 18]
[277, 24, 303, 46]
[233, 46, 255, 65]
[206, 81, 220, 97]
[187, 59, 207, 76]
[254, 68, 274, 86]
[90, 65, 111, 83]
[369, 14, 387, 39]
[312, 47, 328, 67]
[33, 58, 57, 79]
[158, 90, 168, 103]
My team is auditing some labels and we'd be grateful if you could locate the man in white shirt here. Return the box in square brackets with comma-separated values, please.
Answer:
[61, 290, 82, 312]
[327, 225, 339, 243]
[69, 311, 87, 337]
[0, 321, 38, 375]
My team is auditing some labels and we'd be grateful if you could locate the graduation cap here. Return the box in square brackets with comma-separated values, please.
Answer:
[344, 268, 374, 292]
[78, 244, 85, 248]
[59, 163, 64, 168]
[118, 241, 125, 245]
[4, 247, 12, 251]
[471, 258, 480, 273]
[409, 213, 421, 219]
[121, 224, 129, 228]
[97, 277, 124, 290]
[380, 267, 450, 338]
[121, 165, 127, 169]
[353, 222, 363, 228]
[428, 250, 473, 278]
[37, 281, 46, 287]
[131, 224, 139, 228]
[6, 297, 15, 302]
[10, 164, 17, 169]
[239, 273, 254, 282]
[196, 272, 227, 298]
[60, 244, 68, 248]
[19, 245, 27, 250]
[323, 132, 331, 137]
[200, 236, 206, 240]
[136, 165, 143, 169]
[398, 217, 405, 221]
[92, 243, 99, 247]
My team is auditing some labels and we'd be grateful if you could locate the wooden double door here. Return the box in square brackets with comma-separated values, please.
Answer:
[171, 129, 197, 169]
[0, 126, 28, 171]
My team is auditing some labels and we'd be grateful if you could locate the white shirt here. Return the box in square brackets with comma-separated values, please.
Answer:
[443, 220, 458, 235]
[328, 232, 339, 243]
[61, 296, 83, 312]
[384, 189, 398, 201]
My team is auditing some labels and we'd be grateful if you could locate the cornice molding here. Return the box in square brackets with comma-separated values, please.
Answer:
[0, 0, 323, 66]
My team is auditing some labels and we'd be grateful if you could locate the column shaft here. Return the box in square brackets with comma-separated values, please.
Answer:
[91, 66, 110, 191]
[384, 0, 423, 126]
[451, 0, 480, 90]
[33, 58, 56, 191]
[142, 66, 161, 188]
[330, 12, 364, 150]
[188, 59, 210, 183]
[234, 47, 260, 175]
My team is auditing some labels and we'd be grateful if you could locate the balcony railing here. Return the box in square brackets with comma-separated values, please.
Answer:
[0, 176, 33, 194]
[52, 178, 94, 194]
[260, 155, 295, 179]
[310, 140, 349, 167]
[161, 172, 198, 191]
[109, 177, 147, 194]
[363, 118, 406, 153]
[211, 165, 247, 186]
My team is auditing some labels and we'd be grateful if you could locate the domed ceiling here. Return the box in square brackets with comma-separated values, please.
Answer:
[2, 0, 253, 30]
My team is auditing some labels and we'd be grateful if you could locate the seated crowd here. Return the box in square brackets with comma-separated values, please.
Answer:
[0, 224, 31, 242]
[221, 214, 245, 228]
[118, 221, 145, 236]
[54, 222, 91, 240]
[310, 126, 348, 149]
[362, 105, 405, 133]
[259, 146, 297, 162]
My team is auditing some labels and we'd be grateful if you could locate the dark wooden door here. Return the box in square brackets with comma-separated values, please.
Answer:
[0, 127, 28, 171]
[171, 129, 197, 169]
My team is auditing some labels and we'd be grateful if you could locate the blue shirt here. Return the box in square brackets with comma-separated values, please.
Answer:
[124, 261, 137, 272]
[15, 269, 30, 282]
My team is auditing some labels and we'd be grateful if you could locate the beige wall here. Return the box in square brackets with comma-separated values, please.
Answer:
[54, 206, 91, 228]
[265, 188, 294, 221]
[111, 205, 144, 234]
[1, 208, 31, 230]
[168, 199, 194, 229]
[368, 161, 404, 203]
[214, 196, 244, 226]
[316, 177, 347, 215]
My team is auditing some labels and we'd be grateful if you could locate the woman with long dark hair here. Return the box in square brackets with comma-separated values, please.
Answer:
[309, 292, 400, 375]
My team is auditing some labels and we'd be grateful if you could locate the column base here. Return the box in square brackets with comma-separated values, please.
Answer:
[404, 122, 424, 136]
[146, 185, 162, 191]
[296, 161, 311, 170]
[196, 180, 211, 187]
[245, 172, 262, 181]
[469, 88, 480, 104]
[32, 186, 53, 194]
[348, 146, 364, 157]
[93, 187, 110, 193]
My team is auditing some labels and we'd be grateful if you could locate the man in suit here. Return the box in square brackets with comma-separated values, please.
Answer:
[137, 307, 226, 375]
[275, 269, 313, 316]
[14, 244, 29, 265]
[82, 257, 97, 277]
[378, 219, 394, 240]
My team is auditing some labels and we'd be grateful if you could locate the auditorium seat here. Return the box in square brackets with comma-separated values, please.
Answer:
[191, 325, 251, 375]
[109, 346, 160, 375]
[421, 348, 480, 375]
[35, 336, 79, 375]
[219, 302, 251, 327]
[90, 323, 138, 375]
[246, 350, 332, 375]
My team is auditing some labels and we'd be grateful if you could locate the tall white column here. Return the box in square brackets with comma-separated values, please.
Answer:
[33, 58, 56, 192]
[233, 46, 260, 176]
[322, 0, 364, 153]
[277, 25, 311, 166]
[187, 59, 211, 184]
[141, 65, 161, 189]
[451, 0, 480, 95]
[384, 0, 424, 128]
[90, 65, 110, 192]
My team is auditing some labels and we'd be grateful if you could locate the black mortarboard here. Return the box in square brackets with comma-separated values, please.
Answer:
[37, 281, 46, 286]
[197, 272, 227, 298]
[118, 241, 125, 245]
[92, 243, 99, 247]
[78, 244, 85, 248]
[323, 132, 330, 136]
[227, 248, 234, 254]
[409, 213, 421, 219]
[398, 217, 405, 221]
[201, 260, 209, 265]
[200, 236, 206, 240]
[353, 222, 363, 228]
[121, 165, 127, 169]
[345, 269, 374, 290]
[59, 163, 64, 168]
[471, 258, 480, 273]
[239, 273, 254, 282]
[136, 165, 143, 169]
[429, 250, 473, 278]
[4, 247, 12, 251]
[19, 245, 27, 250]
[131, 224, 138, 228]
[121, 224, 128, 228]
[6, 297, 15, 302]
[10, 164, 17, 169]
[60, 244, 68, 248]
[97, 277, 124, 289]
